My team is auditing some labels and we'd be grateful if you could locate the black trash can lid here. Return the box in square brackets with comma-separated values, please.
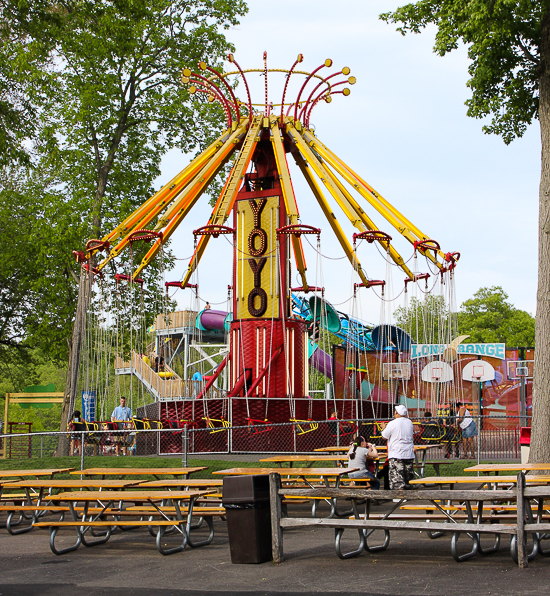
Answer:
[222, 474, 270, 505]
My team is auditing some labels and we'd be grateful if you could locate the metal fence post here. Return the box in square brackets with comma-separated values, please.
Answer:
[477, 416, 481, 470]
[40, 435, 44, 459]
[80, 431, 85, 478]
[182, 424, 188, 468]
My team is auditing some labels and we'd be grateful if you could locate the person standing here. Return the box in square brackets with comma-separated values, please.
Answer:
[380, 405, 415, 490]
[111, 396, 132, 456]
[457, 402, 478, 459]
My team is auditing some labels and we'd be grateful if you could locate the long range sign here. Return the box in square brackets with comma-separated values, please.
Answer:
[411, 343, 506, 359]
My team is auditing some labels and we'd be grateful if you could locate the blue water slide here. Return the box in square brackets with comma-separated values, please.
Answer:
[291, 293, 376, 351]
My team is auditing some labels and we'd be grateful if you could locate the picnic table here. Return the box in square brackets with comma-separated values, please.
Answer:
[137, 479, 223, 488]
[214, 467, 359, 518]
[268, 472, 523, 564]
[0, 478, 145, 534]
[410, 475, 550, 489]
[314, 446, 385, 452]
[314, 445, 443, 477]
[71, 467, 207, 479]
[259, 455, 355, 467]
[465, 463, 550, 474]
[0, 468, 76, 480]
[34, 489, 216, 555]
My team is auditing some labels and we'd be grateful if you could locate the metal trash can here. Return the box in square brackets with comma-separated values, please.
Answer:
[222, 474, 272, 564]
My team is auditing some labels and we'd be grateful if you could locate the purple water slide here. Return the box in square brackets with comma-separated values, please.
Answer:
[198, 309, 227, 331]
[309, 344, 345, 382]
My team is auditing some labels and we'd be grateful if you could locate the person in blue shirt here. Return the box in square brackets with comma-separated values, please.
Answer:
[192, 371, 202, 398]
[111, 397, 132, 455]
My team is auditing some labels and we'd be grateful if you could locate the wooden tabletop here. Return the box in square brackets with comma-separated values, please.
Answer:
[71, 467, 207, 476]
[5, 479, 143, 489]
[0, 468, 75, 479]
[314, 446, 377, 453]
[410, 475, 550, 485]
[314, 445, 440, 453]
[213, 467, 359, 476]
[464, 463, 550, 473]
[137, 479, 224, 487]
[259, 455, 350, 462]
[48, 489, 215, 501]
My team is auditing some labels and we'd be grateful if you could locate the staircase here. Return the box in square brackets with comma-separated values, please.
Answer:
[115, 351, 224, 402]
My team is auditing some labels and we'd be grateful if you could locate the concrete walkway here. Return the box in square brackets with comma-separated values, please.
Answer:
[1, 508, 548, 596]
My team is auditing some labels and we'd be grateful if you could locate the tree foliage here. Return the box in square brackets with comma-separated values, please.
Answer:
[458, 286, 536, 345]
[0, 0, 247, 370]
[381, 1, 543, 144]
[394, 294, 455, 344]
[380, 0, 550, 464]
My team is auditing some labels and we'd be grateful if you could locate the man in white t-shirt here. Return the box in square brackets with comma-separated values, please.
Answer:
[381, 404, 415, 490]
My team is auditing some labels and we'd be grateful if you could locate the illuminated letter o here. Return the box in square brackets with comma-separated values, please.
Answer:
[248, 288, 268, 317]
[248, 228, 267, 257]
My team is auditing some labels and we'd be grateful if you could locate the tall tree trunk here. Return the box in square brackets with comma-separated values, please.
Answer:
[56, 266, 92, 456]
[531, 10, 550, 464]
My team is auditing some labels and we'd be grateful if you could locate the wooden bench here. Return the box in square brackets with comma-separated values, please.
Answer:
[268, 471, 534, 566]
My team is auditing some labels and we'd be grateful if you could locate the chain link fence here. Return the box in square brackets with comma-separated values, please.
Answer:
[0, 416, 525, 480]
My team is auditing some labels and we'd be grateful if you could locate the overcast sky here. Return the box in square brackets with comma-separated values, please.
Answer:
[156, 1, 540, 323]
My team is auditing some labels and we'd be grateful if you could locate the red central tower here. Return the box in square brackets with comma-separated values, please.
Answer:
[229, 140, 308, 399]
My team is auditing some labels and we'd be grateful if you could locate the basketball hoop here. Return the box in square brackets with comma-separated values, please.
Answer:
[382, 362, 411, 381]
[472, 365, 484, 381]
[431, 367, 443, 380]
[506, 360, 534, 381]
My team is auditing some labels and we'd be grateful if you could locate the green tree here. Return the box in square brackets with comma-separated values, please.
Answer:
[1, 0, 247, 440]
[394, 294, 455, 344]
[380, 1, 550, 463]
[458, 286, 536, 346]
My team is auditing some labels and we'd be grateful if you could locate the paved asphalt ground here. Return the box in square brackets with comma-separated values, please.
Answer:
[1, 503, 549, 596]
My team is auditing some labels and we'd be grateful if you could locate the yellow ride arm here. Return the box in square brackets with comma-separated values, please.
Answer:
[180, 115, 263, 288]
[132, 121, 248, 279]
[302, 130, 447, 267]
[270, 116, 308, 290]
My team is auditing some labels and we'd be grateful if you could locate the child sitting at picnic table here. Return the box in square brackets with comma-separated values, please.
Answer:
[347, 435, 380, 489]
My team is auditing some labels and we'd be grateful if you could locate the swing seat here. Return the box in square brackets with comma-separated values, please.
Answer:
[328, 420, 357, 438]
[369, 421, 386, 440]
[246, 418, 273, 434]
[202, 417, 231, 433]
[165, 419, 184, 434]
[412, 421, 424, 439]
[132, 418, 152, 431]
[180, 419, 199, 430]
[158, 371, 174, 379]
[291, 418, 319, 435]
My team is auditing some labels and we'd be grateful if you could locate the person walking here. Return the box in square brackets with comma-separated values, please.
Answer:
[380, 405, 415, 490]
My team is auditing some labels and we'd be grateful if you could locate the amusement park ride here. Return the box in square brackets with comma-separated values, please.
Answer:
[73, 53, 473, 442]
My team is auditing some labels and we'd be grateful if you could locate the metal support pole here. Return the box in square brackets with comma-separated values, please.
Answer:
[40, 435, 44, 459]
[477, 415, 481, 468]
[182, 424, 188, 468]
